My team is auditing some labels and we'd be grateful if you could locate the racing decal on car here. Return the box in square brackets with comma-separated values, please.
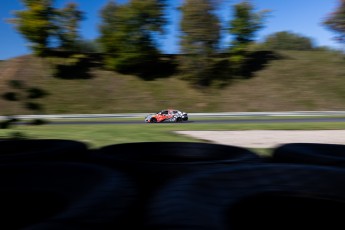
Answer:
[145, 109, 188, 123]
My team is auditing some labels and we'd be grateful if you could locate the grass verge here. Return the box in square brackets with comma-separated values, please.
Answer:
[1, 120, 345, 157]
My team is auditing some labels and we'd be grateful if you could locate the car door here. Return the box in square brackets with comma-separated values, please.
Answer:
[157, 110, 169, 122]
[166, 110, 175, 120]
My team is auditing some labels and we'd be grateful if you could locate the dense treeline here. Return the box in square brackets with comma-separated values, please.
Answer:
[8, 0, 345, 87]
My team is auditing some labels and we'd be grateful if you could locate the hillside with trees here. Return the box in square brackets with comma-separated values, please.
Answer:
[1, 49, 345, 115]
[1, 0, 345, 115]
[6, 0, 270, 85]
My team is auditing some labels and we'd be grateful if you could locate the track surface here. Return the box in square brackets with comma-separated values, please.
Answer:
[22, 117, 345, 125]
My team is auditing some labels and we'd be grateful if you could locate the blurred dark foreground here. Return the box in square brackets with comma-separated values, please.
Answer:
[1, 139, 345, 230]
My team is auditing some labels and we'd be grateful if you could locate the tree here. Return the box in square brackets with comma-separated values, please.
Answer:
[98, 0, 167, 72]
[228, 0, 268, 74]
[55, 2, 84, 51]
[9, 0, 56, 56]
[324, 0, 345, 44]
[9, 0, 85, 55]
[262, 31, 314, 50]
[179, 0, 221, 86]
[98, 0, 121, 68]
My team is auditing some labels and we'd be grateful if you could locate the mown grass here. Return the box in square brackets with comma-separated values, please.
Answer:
[1, 120, 345, 156]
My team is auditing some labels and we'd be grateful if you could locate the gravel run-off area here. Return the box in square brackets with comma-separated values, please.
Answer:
[175, 130, 345, 148]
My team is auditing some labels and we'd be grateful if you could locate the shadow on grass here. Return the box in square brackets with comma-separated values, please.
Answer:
[53, 57, 97, 80]
[51, 51, 281, 82]
[117, 55, 178, 81]
[50, 52, 102, 80]
[242, 51, 282, 78]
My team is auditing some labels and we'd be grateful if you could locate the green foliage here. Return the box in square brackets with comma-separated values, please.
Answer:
[229, 0, 269, 75]
[98, 0, 167, 72]
[228, 43, 248, 75]
[179, 0, 221, 86]
[74, 39, 102, 53]
[261, 31, 314, 50]
[229, 1, 268, 46]
[55, 2, 84, 51]
[9, 0, 56, 56]
[98, 1, 120, 56]
[129, 0, 167, 33]
[9, 0, 84, 55]
[324, 0, 345, 43]
[180, 0, 220, 55]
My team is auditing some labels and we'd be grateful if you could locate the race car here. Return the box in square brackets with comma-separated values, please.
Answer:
[145, 109, 188, 123]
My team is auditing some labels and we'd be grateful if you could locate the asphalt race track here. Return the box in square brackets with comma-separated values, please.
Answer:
[28, 117, 345, 125]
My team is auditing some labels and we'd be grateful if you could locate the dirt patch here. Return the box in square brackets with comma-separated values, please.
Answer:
[175, 130, 345, 148]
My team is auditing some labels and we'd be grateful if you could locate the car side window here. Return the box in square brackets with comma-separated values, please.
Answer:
[162, 110, 168, 115]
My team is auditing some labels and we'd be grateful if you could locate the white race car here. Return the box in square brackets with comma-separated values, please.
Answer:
[145, 109, 188, 123]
